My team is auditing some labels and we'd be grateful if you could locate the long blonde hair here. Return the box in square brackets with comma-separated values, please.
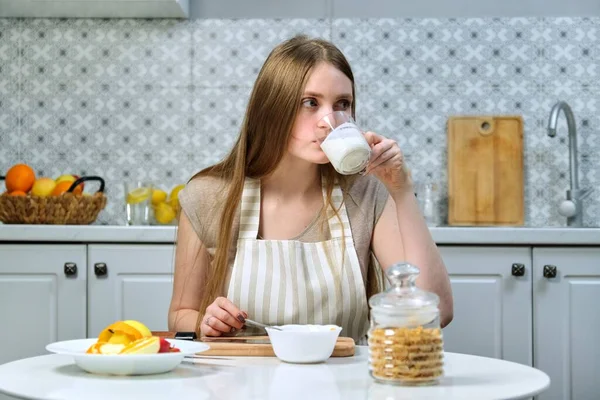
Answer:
[191, 35, 360, 333]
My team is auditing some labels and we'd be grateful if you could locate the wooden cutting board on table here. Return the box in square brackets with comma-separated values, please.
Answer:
[153, 332, 355, 357]
[447, 116, 524, 226]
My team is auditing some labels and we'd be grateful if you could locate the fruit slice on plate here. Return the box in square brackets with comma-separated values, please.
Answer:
[85, 320, 157, 354]
[120, 336, 160, 355]
[122, 320, 152, 338]
[158, 337, 181, 353]
[86, 342, 126, 355]
[86, 342, 104, 354]
[98, 321, 143, 344]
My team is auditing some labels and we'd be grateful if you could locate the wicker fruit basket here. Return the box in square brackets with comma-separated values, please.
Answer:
[0, 176, 107, 225]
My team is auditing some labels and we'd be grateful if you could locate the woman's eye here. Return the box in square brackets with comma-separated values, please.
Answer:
[302, 98, 318, 108]
[334, 100, 351, 111]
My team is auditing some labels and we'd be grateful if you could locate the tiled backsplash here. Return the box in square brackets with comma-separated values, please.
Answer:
[0, 17, 598, 226]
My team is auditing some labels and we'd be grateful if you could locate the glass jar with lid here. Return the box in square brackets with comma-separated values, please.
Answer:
[368, 262, 444, 386]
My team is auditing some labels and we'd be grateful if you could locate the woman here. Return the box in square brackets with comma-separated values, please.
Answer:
[168, 35, 453, 342]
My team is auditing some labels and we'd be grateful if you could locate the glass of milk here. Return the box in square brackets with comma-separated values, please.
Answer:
[315, 111, 371, 175]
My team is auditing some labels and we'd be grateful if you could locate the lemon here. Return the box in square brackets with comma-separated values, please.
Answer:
[154, 202, 176, 224]
[169, 184, 185, 211]
[169, 197, 180, 212]
[126, 187, 151, 204]
[151, 189, 167, 206]
[123, 320, 153, 337]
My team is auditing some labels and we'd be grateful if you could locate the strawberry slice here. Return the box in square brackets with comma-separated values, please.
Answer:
[158, 337, 172, 353]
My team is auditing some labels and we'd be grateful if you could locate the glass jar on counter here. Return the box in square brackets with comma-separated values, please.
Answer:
[368, 262, 444, 386]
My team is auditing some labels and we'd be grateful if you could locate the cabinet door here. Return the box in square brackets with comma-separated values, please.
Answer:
[533, 247, 600, 400]
[439, 246, 532, 366]
[0, 245, 86, 365]
[87, 244, 175, 336]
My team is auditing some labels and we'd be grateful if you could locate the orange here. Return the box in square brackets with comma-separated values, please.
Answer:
[8, 190, 27, 197]
[51, 181, 75, 196]
[5, 164, 35, 193]
[70, 182, 84, 195]
[55, 175, 83, 195]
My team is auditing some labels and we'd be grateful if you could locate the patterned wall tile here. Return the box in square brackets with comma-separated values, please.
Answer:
[540, 18, 599, 90]
[0, 19, 20, 169]
[1, 17, 599, 226]
[190, 85, 252, 167]
[333, 19, 405, 89]
[192, 19, 330, 88]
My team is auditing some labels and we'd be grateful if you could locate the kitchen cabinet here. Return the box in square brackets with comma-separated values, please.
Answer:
[0, 0, 189, 18]
[1, 227, 599, 400]
[87, 244, 175, 337]
[0, 245, 86, 365]
[0, 243, 175, 374]
[439, 246, 533, 367]
[533, 247, 600, 400]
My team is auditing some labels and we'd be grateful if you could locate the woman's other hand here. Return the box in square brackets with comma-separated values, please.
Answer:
[201, 297, 248, 336]
[363, 131, 412, 196]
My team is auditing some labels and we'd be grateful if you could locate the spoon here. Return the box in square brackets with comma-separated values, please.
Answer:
[244, 318, 282, 331]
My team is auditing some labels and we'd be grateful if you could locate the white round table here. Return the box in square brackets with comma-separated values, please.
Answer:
[0, 347, 549, 400]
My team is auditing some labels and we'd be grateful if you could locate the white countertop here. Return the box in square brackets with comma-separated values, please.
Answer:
[0, 224, 598, 245]
[0, 347, 550, 400]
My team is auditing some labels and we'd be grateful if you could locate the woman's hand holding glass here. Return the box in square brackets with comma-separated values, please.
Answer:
[315, 111, 411, 195]
[201, 297, 248, 336]
[363, 131, 413, 197]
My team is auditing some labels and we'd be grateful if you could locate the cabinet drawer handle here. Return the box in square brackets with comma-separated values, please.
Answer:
[511, 263, 525, 276]
[543, 265, 557, 279]
[94, 263, 107, 276]
[64, 262, 77, 276]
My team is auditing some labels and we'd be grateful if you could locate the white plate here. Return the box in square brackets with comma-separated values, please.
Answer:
[46, 338, 209, 376]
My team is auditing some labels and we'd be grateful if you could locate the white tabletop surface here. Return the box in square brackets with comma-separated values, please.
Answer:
[0, 347, 549, 400]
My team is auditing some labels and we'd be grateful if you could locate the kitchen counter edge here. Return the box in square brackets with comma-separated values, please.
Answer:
[0, 225, 598, 245]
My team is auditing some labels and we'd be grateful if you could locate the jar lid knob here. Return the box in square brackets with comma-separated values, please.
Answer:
[368, 262, 440, 311]
[387, 262, 420, 288]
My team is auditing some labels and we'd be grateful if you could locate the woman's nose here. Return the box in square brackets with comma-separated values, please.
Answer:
[316, 116, 331, 129]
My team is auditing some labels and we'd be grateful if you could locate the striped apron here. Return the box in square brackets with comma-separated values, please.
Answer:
[226, 178, 370, 341]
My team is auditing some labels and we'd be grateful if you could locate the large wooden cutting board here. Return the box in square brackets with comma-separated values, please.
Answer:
[447, 116, 524, 226]
[153, 332, 355, 357]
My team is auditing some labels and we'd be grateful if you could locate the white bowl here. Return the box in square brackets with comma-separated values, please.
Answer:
[265, 324, 342, 364]
[46, 338, 209, 375]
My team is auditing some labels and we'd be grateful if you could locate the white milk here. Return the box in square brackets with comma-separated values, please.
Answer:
[320, 123, 371, 175]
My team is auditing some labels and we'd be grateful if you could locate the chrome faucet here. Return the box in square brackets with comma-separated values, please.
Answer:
[547, 101, 593, 227]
